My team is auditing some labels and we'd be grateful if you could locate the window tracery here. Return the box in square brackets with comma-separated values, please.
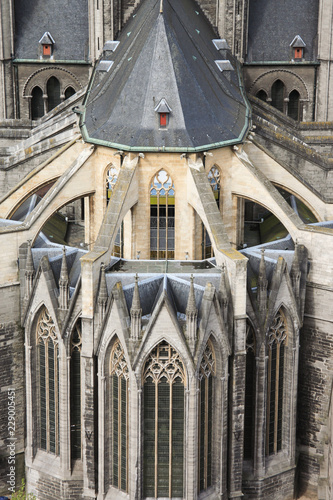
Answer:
[266, 309, 288, 455]
[143, 341, 185, 498]
[150, 170, 175, 260]
[71, 320, 82, 460]
[105, 166, 123, 257]
[198, 339, 215, 492]
[110, 339, 129, 492]
[36, 307, 59, 454]
[244, 321, 256, 460]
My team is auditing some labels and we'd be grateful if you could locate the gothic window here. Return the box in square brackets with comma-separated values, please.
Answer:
[288, 90, 300, 121]
[110, 340, 129, 491]
[70, 320, 82, 460]
[202, 166, 220, 259]
[266, 309, 288, 455]
[256, 89, 267, 102]
[143, 341, 185, 498]
[47, 76, 61, 112]
[150, 170, 175, 259]
[36, 307, 59, 454]
[64, 87, 75, 100]
[106, 166, 123, 257]
[31, 86, 44, 120]
[198, 339, 216, 492]
[244, 322, 256, 460]
[271, 80, 285, 113]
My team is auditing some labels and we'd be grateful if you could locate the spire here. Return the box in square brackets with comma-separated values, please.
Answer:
[130, 274, 142, 340]
[98, 263, 108, 325]
[59, 247, 69, 310]
[218, 264, 229, 324]
[257, 248, 268, 317]
[186, 275, 198, 351]
[24, 240, 35, 300]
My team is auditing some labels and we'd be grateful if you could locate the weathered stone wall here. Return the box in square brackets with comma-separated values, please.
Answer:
[0, 284, 25, 496]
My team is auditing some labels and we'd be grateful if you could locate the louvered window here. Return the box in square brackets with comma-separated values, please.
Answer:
[150, 170, 175, 260]
[244, 322, 256, 459]
[198, 340, 215, 492]
[266, 310, 288, 455]
[143, 341, 185, 498]
[110, 340, 129, 491]
[71, 320, 82, 460]
[37, 307, 59, 454]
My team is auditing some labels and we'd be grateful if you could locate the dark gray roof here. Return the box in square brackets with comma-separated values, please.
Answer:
[81, 0, 250, 151]
[246, 0, 319, 63]
[14, 0, 89, 61]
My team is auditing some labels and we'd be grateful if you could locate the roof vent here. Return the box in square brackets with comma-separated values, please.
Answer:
[215, 60, 234, 72]
[290, 35, 306, 48]
[102, 41, 120, 52]
[154, 98, 172, 114]
[39, 32, 55, 45]
[212, 39, 230, 50]
[96, 60, 114, 72]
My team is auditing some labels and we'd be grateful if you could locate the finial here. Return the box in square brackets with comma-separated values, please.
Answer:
[159, 0, 163, 13]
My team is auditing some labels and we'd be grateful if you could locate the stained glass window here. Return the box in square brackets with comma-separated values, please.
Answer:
[150, 170, 175, 260]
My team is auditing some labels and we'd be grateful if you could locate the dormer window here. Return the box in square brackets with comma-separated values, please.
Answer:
[154, 98, 172, 128]
[39, 32, 55, 58]
[290, 35, 306, 61]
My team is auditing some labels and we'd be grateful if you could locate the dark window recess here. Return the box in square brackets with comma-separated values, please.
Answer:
[65, 87, 75, 100]
[256, 89, 267, 102]
[70, 322, 82, 461]
[31, 86, 44, 120]
[271, 80, 285, 113]
[47, 76, 61, 112]
[288, 90, 300, 121]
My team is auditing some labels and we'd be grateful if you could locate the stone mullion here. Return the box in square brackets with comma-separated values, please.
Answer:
[97, 363, 105, 499]
[82, 353, 97, 498]
[219, 370, 228, 499]
[254, 344, 267, 478]
[26, 343, 33, 461]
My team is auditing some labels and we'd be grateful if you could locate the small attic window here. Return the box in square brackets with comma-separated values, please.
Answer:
[39, 32, 55, 58]
[290, 35, 306, 61]
[155, 98, 172, 128]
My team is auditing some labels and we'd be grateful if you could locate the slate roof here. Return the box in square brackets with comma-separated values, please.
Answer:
[14, 0, 89, 61]
[246, 0, 319, 63]
[81, 0, 250, 152]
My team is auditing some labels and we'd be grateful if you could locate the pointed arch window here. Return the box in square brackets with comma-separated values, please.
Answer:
[110, 340, 129, 491]
[202, 166, 220, 259]
[70, 320, 82, 460]
[106, 166, 123, 258]
[256, 89, 267, 102]
[244, 321, 256, 460]
[37, 307, 59, 454]
[198, 339, 216, 492]
[150, 170, 175, 259]
[266, 309, 288, 455]
[64, 87, 75, 100]
[47, 76, 61, 111]
[143, 341, 185, 498]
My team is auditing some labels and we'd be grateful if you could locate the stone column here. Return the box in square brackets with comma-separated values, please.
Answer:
[253, 346, 266, 478]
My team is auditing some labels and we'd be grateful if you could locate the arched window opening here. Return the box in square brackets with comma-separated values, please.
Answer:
[198, 339, 216, 492]
[150, 170, 175, 259]
[243, 199, 289, 248]
[47, 76, 61, 111]
[36, 307, 59, 454]
[64, 87, 75, 100]
[31, 86, 44, 120]
[202, 166, 221, 259]
[70, 320, 82, 461]
[288, 90, 300, 121]
[106, 166, 123, 258]
[274, 186, 318, 224]
[266, 309, 288, 455]
[143, 341, 185, 498]
[256, 89, 267, 102]
[110, 340, 129, 491]
[271, 80, 285, 113]
[244, 322, 256, 460]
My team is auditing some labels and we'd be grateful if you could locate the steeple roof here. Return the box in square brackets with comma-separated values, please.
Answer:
[81, 0, 250, 152]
